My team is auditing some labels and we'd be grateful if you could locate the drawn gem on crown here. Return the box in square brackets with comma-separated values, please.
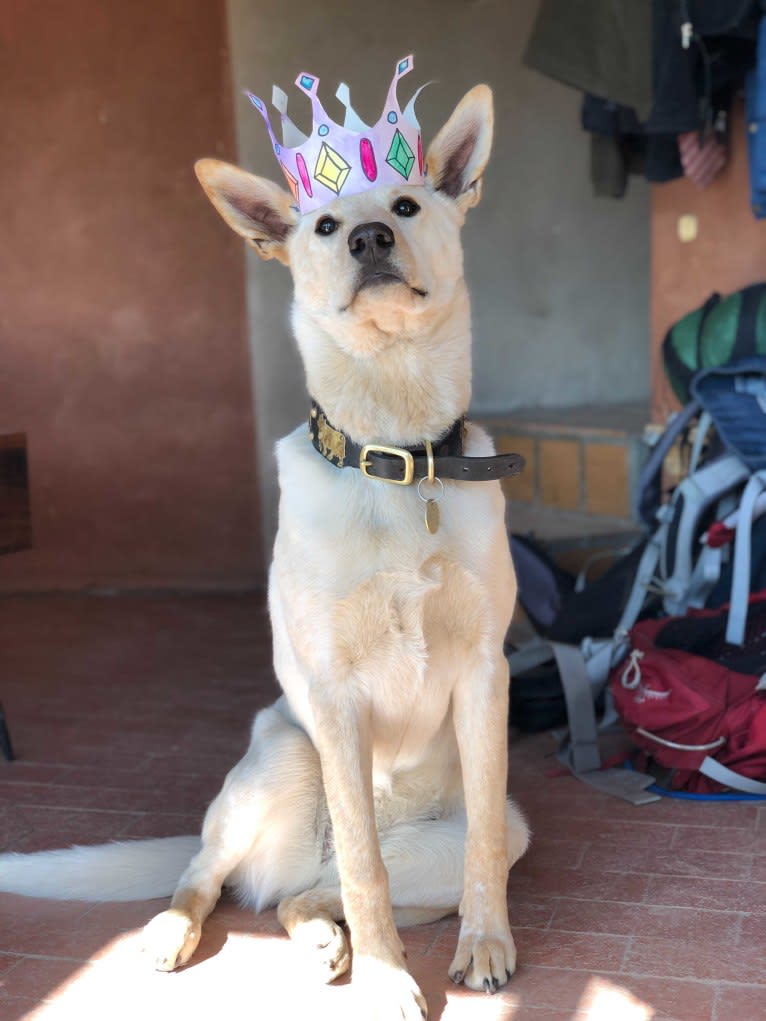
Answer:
[246, 55, 427, 216]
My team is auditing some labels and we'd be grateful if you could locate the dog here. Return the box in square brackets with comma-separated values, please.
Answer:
[0, 62, 529, 1021]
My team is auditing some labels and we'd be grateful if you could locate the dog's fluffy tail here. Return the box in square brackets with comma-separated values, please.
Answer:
[0, 836, 200, 901]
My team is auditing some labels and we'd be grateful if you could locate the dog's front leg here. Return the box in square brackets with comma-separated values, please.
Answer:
[309, 686, 427, 1021]
[449, 652, 516, 993]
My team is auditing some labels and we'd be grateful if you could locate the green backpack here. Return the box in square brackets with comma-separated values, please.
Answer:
[663, 283, 766, 403]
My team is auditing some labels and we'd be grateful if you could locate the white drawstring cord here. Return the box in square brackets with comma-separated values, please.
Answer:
[621, 649, 644, 690]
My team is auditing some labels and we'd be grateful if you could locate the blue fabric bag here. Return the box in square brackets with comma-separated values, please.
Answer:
[691, 356, 766, 472]
[746, 17, 766, 218]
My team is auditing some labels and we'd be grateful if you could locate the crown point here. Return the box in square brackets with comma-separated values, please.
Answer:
[272, 85, 288, 114]
[398, 58, 410, 74]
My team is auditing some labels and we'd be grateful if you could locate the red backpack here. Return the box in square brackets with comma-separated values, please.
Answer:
[610, 594, 766, 794]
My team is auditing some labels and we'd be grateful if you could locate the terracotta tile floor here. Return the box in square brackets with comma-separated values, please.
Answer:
[0, 593, 764, 1021]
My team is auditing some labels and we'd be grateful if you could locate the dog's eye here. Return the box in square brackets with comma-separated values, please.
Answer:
[315, 216, 339, 236]
[392, 197, 420, 218]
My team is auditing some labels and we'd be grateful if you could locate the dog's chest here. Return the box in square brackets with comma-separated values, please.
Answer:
[272, 423, 510, 767]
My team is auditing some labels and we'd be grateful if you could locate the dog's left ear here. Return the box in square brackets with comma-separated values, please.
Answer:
[194, 158, 298, 265]
[425, 85, 494, 212]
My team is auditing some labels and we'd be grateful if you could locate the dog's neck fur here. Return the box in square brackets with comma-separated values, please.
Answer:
[292, 282, 473, 447]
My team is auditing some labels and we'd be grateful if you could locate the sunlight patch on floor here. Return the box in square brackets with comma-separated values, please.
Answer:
[14, 928, 349, 1021]
[11, 924, 656, 1021]
[441, 989, 519, 1019]
[578, 976, 655, 1020]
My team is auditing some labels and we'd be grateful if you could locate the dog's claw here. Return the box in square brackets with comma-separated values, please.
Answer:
[450, 970, 464, 985]
[450, 932, 516, 992]
[506, 968, 513, 981]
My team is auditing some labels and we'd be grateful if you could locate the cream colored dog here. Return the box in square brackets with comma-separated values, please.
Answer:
[0, 83, 528, 1020]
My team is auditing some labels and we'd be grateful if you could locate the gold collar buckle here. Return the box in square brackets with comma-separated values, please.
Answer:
[359, 444, 415, 486]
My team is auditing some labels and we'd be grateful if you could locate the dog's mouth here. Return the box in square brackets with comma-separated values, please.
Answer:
[341, 270, 428, 311]
[359, 270, 406, 291]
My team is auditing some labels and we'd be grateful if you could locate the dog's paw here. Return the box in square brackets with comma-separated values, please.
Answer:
[289, 915, 351, 983]
[352, 954, 428, 1020]
[140, 908, 201, 972]
[448, 929, 517, 993]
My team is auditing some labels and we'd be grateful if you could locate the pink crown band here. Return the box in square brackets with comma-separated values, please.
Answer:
[246, 56, 426, 215]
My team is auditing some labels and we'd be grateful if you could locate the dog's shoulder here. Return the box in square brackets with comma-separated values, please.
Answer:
[460, 420, 495, 458]
[275, 423, 361, 511]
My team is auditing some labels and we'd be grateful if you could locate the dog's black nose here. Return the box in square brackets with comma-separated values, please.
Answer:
[347, 221, 395, 262]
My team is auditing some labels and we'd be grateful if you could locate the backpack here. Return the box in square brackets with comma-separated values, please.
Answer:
[611, 596, 766, 795]
[662, 284, 766, 404]
[509, 536, 650, 733]
[508, 357, 766, 800]
[510, 534, 650, 645]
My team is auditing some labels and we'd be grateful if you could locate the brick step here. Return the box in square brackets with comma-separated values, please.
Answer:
[479, 402, 648, 530]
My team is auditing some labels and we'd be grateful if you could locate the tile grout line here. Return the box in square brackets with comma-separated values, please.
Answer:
[732, 912, 746, 948]
[517, 961, 766, 988]
[6, 804, 198, 817]
[543, 897, 560, 932]
[710, 982, 722, 1021]
[572, 841, 589, 870]
[618, 933, 634, 973]
[423, 918, 449, 957]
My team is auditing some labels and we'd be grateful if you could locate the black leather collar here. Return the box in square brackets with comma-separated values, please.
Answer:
[308, 401, 525, 485]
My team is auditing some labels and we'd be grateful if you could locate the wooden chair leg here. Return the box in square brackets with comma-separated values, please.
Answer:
[0, 703, 15, 761]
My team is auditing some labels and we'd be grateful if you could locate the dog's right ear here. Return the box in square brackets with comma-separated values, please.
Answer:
[425, 85, 494, 213]
[194, 159, 297, 265]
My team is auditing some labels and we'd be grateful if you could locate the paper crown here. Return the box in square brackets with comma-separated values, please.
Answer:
[246, 56, 426, 215]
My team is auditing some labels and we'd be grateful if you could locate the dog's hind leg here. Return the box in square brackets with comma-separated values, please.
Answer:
[277, 886, 444, 986]
[142, 699, 325, 971]
[276, 800, 529, 983]
[277, 888, 351, 983]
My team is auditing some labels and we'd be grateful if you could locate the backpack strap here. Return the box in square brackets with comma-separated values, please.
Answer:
[538, 639, 658, 804]
[685, 543, 724, 609]
[635, 400, 700, 526]
[508, 519, 671, 802]
[731, 284, 766, 363]
[662, 454, 751, 615]
[726, 468, 766, 645]
[549, 642, 600, 773]
[688, 411, 714, 473]
[699, 757, 766, 795]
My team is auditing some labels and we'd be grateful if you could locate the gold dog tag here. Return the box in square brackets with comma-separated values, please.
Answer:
[418, 456, 444, 536]
[425, 499, 440, 534]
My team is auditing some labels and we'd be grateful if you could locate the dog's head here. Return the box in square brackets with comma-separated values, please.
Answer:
[195, 85, 493, 360]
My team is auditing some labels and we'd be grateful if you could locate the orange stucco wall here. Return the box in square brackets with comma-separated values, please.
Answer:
[651, 100, 766, 421]
[1, 0, 261, 589]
